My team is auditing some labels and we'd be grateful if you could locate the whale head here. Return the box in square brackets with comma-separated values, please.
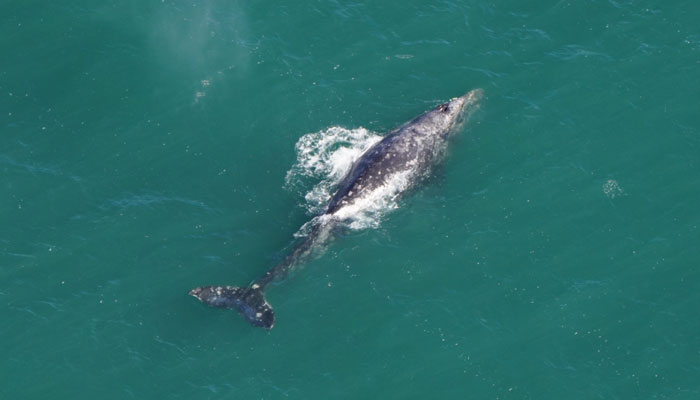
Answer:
[417, 88, 483, 138]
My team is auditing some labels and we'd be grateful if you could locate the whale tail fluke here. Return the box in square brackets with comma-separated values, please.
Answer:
[189, 285, 275, 329]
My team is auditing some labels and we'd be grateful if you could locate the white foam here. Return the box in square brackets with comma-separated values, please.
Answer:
[602, 179, 625, 199]
[285, 126, 411, 230]
[331, 169, 414, 230]
[285, 126, 381, 212]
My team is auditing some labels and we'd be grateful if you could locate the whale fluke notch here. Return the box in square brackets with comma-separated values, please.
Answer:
[189, 285, 274, 329]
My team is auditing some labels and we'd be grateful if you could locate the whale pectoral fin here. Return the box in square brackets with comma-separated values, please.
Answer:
[189, 285, 275, 329]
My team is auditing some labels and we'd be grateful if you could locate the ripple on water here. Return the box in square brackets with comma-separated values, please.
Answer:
[99, 192, 214, 212]
[547, 45, 612, 61]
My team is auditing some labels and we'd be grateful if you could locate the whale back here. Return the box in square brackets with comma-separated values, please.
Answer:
[326, 97, 469, 215]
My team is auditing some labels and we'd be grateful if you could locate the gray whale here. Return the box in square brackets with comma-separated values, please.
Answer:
[190, 89, 483, 329]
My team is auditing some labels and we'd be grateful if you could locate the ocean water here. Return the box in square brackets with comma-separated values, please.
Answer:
[2, 1, 699, 398]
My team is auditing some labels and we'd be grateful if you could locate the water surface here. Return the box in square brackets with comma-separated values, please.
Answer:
[2, 1, 699, 398]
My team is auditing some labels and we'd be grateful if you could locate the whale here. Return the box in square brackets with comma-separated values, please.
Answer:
[189, 89, 484, 329]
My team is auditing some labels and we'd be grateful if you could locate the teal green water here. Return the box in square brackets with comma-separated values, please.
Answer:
[2, 1, 699, 398]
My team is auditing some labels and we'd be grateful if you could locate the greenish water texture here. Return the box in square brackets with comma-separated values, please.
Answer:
[2, 1, 699, 399]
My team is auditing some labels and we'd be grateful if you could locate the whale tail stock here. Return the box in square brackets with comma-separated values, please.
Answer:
[187, 220, 332, 329]
[189, 285, 274, 329]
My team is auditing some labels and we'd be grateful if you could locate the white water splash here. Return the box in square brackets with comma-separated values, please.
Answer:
[332, 169, 414, 230]
[286, 126, 411, 230]
[602, 179, 625, 199]
[285, 126, 380, 211]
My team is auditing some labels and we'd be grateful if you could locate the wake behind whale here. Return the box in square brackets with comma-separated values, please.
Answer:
[190, 89, 484, 329]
